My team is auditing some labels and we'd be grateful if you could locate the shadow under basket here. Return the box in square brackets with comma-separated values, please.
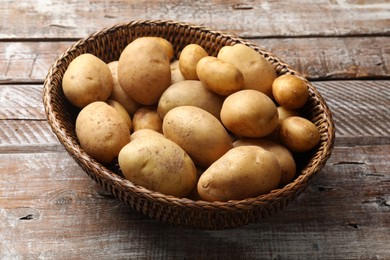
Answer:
[42, 20, 336, 230]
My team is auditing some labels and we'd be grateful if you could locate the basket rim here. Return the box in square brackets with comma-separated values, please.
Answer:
[42, 19, 336, 211]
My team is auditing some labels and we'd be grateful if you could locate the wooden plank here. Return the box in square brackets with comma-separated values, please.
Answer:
[0, 145, 389, 259]
[0, 37, 389, 84]
[0, 0, 389, 40]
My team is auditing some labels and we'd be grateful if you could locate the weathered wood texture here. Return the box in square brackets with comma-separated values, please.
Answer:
[1, 0, 389, 39]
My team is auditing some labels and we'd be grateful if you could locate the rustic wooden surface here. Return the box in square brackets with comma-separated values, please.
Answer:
[1, 1, 389, 259]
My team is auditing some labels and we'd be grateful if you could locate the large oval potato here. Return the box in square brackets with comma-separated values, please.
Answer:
[163, 106, 233, 168]
[62, 53, 112, 108]
[118, 37, 171, 105]
[118, 135, 197, 198]
[157, 80, 224, 120]
[234, 138, 296, 186]
[217, 44, 277, 97]
[179, 44, 208, 80]
[197, 146, 281, 202]
[196, 56, 244, 96]
[220, 89, 279, 138]
[75, 101, 130, 163]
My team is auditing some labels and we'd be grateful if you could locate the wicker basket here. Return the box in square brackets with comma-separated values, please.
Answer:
[42, 20, 335, 229]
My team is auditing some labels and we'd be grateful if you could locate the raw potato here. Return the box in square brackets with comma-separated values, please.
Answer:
[234, 139, 296, 186]
[130, 129, 164, 141]
[107, 99, 132, 131]
[107, 61, 139, 115]
[217, 44, 277, 97]
[279, 116, 320, 152]
[157, 80, 224, 119]
[118, 135, 197, 198]
[220, 89, 279, 138]
[163, 106, 233, 168]
[118, 37, 171, 105]
[132, 106, 163, 133]
[267, 106, 300, 141]
[196, 56, 244, 96]
[75, 101, 130, 163]
[62, 53, 112, 108]
[272, 74, 309, 109]
[170, 60, 185, 84]
[179, 44, 208, 80]
[197, 146, 281, 202]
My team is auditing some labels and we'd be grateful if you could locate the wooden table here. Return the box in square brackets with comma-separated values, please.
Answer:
[1, 1, 389, 259]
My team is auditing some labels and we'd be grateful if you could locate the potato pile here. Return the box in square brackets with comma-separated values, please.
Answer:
[62, 37, 320, 202]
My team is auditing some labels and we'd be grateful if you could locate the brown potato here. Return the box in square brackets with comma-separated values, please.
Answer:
[75, 101, 130, 163]
[62, 53, 112, 108]
[179, 44, 208, 80]
[107, 99, 132, 131]
[162, 106, 233, 168]
[170, 60, 186, 84]
[272, 74, 309, 110]
[220, 89, 279, 138]
[196, 56, 244, 96]
[132, 106, 163, 133]
[279, 116, 320, 152]
[157, 80, 224, 120]
[234, 138, 296, 186]
[197, 146, 281, 202]
[118, 37, 171, 105]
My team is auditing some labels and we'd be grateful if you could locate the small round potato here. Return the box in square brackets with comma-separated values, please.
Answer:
[272, 74, 309, 109]
[217, 44, 277, 97]
[234, 138, 296, 186]
[132, 106, 163, 133]
[75, 101, 130, 163]
[179, 44, 208, 80]
[62, 53, 112, 108]
[157, 80, 224, 120]
[107, 61, 140, 115]
[163, 106, 233, 168]
[197, 146, 281, 202]
[107, 99, 132, 131]
[196, 56, 244, 96]
[279, 116, 320, 152]
[118, 135, 197, 198]
[118, 37, 171, 105]
[220, 89, 279, 138]
[170, 60, 186, 84]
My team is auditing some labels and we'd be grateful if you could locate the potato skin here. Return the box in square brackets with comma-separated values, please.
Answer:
[75, 101, 130, 163]
[157, 80, 224, 120]
[118, 37, 171, 105]
[220, 89, 279, 138]
[179, 44, 208, 80]
[234, 138, 296, 186]
[196, 56, 244, 96]
[217, 44, 277, 97]
[197, 146, 281, 202]
[107, 99, 132, 131]
[132, 106, 163, 133]
[272, 74, 309, 109]
[163, 106, 233, 168]
[63, 53, 112, 108]
[279, 116, 320, 152]
[118, 135, 197, 198]
[170, 60, 186, 85]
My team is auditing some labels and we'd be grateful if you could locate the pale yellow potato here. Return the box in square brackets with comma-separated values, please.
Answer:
[162, 106, 233, 168]
[196, 56, 244, 96]
[75, 101, 130, 163]
[170, 60, 186, 84]
[279, 116, 320, 152]
[157, 80, 224, 120]
[132, 106, 163, 133]
[118, 37, 171, 105]
[107, 61, 140, 115]
[130, 129, 164, 141]
[179, 44, 208, 80]
[272, 74, 309, 109]
[217, 44, 277, 97]
[118, 135, 197, 198]
[234, 138, 296, 186]
[62, 53, 112, 108]
[151, 37, 175, 61]
[197, 146, 281, 202]
[107, 99, 132, 131]
[220, 89, 279, 138]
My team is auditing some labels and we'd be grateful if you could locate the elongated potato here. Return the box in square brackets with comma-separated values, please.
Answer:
[179, 44, 208, 80]
[197, 146, 281, 202]
[163, 106, 233, 168]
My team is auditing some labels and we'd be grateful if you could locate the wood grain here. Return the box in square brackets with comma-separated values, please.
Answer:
[1, 0, 389, 40]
